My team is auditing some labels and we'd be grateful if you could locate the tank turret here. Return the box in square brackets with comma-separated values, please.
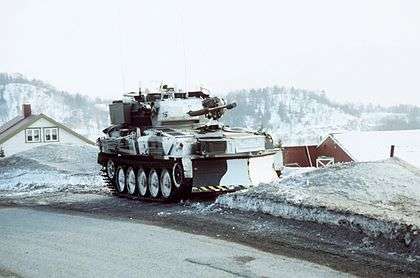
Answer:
[187, 98, 237, 119]
[97, 84, 281, 201]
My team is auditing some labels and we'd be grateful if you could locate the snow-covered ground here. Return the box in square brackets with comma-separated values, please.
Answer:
[217, 160, 420, 246]
[0, 144, 104, 197]
[2, 143, 420, 248]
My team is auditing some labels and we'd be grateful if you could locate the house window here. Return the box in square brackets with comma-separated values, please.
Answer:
[44, 127, 59, 142]
[25, 128, 41, 143]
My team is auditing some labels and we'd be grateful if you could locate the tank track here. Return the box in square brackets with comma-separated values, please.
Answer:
[100, 167, 247, 202]
[101, 168, 172, 202]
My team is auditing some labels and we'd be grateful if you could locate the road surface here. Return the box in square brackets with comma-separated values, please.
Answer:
[0, 207, 347, 278]
[1, 192, 419, 277]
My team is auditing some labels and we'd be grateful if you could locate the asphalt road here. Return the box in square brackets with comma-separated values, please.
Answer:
[0, 207, 347, 278]
[1, 191, 419, 277]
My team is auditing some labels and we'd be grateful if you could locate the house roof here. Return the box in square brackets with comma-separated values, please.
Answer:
[0, 115, 40, 144]
[0, 114, 95, 145]
[0, 115, 25, 135]
[328, 130, 420, 168]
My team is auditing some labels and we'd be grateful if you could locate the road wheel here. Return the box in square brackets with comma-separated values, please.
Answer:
[107, 160, 116, 179]
[137, 168, 148, 197]
[126, 167, 136, 195]
[116, 166, 126, 193]
[172, 163, 184, 189]
[148, 168, 160, 198]
[160, 169, 174, 199]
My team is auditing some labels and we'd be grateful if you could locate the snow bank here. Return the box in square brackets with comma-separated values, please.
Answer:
[217, 160, 420, 246]
[280, 166, 316, 179]
[0, 144, 104, 197]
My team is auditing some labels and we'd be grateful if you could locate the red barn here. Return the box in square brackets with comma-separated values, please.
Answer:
[283, 130, 420, 168]
[316, 135, 353, 163]
[282, 145, 318, 167]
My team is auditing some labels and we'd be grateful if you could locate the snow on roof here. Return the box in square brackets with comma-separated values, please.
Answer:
[0, 115, 39, 144]
[0, 115, 25, 135]
[330, 130, 420, 168]
[394, 147, 420, 170]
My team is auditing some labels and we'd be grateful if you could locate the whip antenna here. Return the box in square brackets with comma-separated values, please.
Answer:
[115, 4, 127, 93]
[178, 12, 189, 91]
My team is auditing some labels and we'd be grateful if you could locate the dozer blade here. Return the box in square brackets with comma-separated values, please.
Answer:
[192, 154, 278, 192]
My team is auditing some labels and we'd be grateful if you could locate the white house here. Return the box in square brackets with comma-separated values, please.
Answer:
[0, 104, 95, 157]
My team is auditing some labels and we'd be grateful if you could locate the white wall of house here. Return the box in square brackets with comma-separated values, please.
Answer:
[1, 117, 91, 157]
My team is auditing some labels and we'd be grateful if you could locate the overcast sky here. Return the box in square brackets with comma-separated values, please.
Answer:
[1, 0, 419, 105]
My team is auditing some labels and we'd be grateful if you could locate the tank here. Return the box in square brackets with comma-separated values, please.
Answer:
[97, 84, 280, 200]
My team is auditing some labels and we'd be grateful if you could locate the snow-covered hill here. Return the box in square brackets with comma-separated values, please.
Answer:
[1, 73, 419, 145]
[222, 87, 420, 145]
[0, 73, 110, 140]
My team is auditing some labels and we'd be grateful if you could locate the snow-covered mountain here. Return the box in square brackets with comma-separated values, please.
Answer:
[222, 87, 420, 145]
[0, 73, 110, 140]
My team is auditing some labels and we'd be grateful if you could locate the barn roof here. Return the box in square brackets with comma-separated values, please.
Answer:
[328, 130, 420, 168]
[0, 114, 95, 145]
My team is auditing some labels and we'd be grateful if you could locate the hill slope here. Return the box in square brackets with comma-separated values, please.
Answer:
[0, 73, 110, 140]
[222, 87, 420, 145]
[1, 73, 419, 145]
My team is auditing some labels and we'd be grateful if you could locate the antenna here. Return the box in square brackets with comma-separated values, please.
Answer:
[178, 11, 189, 92]
[138, 81, 142, 94]
[115, 4, 127, 93]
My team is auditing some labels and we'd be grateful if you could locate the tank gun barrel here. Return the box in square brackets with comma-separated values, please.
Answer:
[187, 102, 237, 117]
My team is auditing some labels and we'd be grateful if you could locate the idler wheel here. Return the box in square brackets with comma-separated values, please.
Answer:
[172, 163, 184, 188]
[148, 168, 160, 198]
[106, 160, 116, 179]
